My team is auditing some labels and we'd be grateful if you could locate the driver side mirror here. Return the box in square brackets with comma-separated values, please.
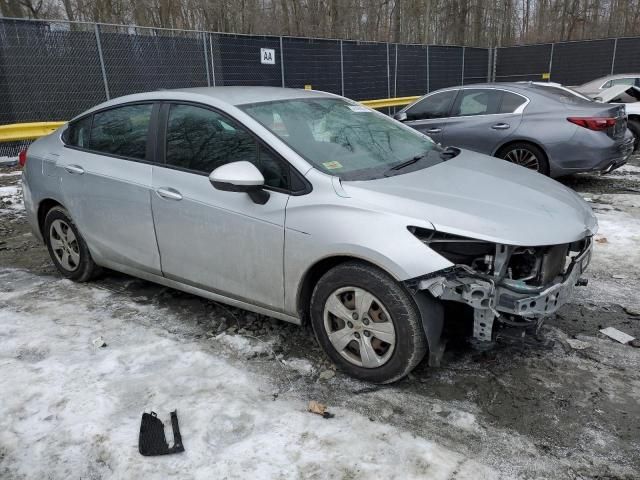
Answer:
[209, 161, 270, 205]
[393, 111, 408, 122]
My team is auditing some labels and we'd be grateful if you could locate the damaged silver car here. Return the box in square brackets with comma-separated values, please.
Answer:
[21, 87, 597, 383]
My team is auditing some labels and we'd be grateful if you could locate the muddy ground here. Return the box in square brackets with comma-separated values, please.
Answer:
[1, 158, 639, 479]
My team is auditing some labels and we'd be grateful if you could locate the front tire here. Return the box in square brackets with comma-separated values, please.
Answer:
[44, 206, 99, 282]
[310, 262, 427, 384]
[496, 142, 550, 175]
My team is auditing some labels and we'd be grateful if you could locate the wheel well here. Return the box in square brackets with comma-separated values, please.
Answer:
[37, 199, 62, 238]
[494, 139, 548, 161]
[296, 256, 383, 325]
[628, 114, 640, 124]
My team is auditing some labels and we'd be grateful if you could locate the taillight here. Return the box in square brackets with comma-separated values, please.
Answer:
[567, 117, 616, 131]
[18, 149, 27, 168]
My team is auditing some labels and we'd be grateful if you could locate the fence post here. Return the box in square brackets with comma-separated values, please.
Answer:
[94, 23, 110, 100]
[487, 47, 492, 82]
[386, 43, 391, 99]
[492, 47, 498, 82]
[426, 45, 430, 92]
[548, 43, 554, 81]
[610, 38, 618, 75]
[461, 46, 465, 85]
[394, 43, 398, 97]
[202, 32, 211, 87]
[340, 40, 345, 96]
[210, 34, 216, 86]
[279, 36, 285, 87]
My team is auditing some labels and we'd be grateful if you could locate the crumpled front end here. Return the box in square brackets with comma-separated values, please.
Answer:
[406, 227, 593, 346]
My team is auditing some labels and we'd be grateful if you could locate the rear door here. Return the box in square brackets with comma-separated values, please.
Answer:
[150, 102, 291, 311]
[59, 103, 161, 274]
[401, 89, 458, 143]
[442, 88, 526, 154]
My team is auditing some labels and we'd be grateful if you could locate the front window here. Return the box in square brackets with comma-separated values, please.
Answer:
[240, 98, 443, 180]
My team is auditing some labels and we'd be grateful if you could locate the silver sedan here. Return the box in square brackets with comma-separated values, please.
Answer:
[22, 87, 596, 383]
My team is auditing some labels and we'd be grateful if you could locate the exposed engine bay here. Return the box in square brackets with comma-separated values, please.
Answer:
[407, 227, 593, 346]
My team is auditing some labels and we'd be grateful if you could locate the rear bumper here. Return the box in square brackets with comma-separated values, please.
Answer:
[548, 131, 634, 177]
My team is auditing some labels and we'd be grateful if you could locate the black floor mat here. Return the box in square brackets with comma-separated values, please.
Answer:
[139, 410, 185, 456]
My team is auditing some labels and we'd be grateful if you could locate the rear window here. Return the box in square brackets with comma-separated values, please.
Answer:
[499, 92, 527, 113]
[90, 104, 153, 160]
[529, 84, 594, 106]
[64, 116, 92, 148]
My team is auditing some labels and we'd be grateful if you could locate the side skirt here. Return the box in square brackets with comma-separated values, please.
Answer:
[97, 259, 302, 325]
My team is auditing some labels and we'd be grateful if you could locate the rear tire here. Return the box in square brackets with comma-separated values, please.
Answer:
[628, 119, 640, 152]
[496, 142, 550, 176]
[310, 261, 427, 384]
[44, 206, 100, 282]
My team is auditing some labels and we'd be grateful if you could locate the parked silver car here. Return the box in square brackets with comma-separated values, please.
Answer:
[394, 82, 634, 177]
[574, 73, 640, 98]
[22, 87, 597, 383]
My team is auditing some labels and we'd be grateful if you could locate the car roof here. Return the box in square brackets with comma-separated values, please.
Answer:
[432, 82, 540, 94]
[171, 86, 336, 105]
[72, 86, 338, 120]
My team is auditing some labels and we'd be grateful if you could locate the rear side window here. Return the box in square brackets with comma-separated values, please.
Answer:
[405, 90, 457, 120]
[165, 104, 289, 189]
[90, 104, 153, 160]
[64, 116, 92, 147]
[499, 91, 527, 113]
[451, 89, 502, 116]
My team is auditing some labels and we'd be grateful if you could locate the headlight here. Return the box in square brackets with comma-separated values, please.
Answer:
[408, 227, 495, 269]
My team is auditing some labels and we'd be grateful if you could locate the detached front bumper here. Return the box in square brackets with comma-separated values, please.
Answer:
[497, 239, 592, 317]
[415, 237, 593, 319]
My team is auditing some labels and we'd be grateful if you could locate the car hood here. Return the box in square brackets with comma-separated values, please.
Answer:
[341, 150, 598, 246]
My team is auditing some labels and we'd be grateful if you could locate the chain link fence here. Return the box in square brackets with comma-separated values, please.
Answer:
[494, 36, 640, 86]
[0, 17, 491, 128]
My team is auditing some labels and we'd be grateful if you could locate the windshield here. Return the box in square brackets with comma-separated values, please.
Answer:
[240, 97, 443, 180]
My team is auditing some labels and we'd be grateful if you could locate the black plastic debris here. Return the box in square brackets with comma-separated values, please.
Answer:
[139, 410, 185, 456]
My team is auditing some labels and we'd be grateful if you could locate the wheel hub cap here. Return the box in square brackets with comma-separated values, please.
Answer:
[323, 286, 396, 368]
[49, 219, 80, 272]
[504, 148, 540, 171]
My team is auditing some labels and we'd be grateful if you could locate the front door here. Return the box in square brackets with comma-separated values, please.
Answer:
[401, 89, 459, 144]
[150, 103, 291, 311]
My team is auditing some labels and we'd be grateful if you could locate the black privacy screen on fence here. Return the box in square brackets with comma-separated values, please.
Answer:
[495, 43, 553, 82]
[0, 19, 107, 124]
[3, 17, 640, 125]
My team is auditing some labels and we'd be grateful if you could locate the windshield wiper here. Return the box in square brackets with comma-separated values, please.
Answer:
[387, 153, 428, 173]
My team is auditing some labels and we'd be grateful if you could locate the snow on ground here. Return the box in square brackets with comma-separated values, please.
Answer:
[0, 183, 23, 214]
[0, 269, 498, 480]
[0, 156, 18, 166]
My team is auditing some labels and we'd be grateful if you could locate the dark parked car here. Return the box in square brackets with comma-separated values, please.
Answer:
[394, 82, 634, 177]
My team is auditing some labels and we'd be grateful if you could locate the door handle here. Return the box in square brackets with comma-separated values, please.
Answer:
[491, 123, 510, 130]
[426, 127, 442, 134]
[156, 187, 183, 201]
[64, 164, 85, 175]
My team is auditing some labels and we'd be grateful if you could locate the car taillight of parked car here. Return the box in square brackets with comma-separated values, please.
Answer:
[567, 117, 616, 131]
[18, 149, 27, 168]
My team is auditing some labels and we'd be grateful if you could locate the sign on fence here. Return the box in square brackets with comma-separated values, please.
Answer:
[260, 48, 275, 65]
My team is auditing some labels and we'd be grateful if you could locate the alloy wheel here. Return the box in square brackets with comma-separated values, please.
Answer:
[323, 286, 396, 368]
[504, 148, 540, 171]
[49, 219, 80, 271]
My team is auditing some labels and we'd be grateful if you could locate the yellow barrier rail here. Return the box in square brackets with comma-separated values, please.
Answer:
[0, 121, 65, 143]
[360, 96, 420, 109]
[0, 96, 421, 144]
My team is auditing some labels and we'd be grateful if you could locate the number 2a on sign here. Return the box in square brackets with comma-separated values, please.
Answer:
[261, 48, 275, 65]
